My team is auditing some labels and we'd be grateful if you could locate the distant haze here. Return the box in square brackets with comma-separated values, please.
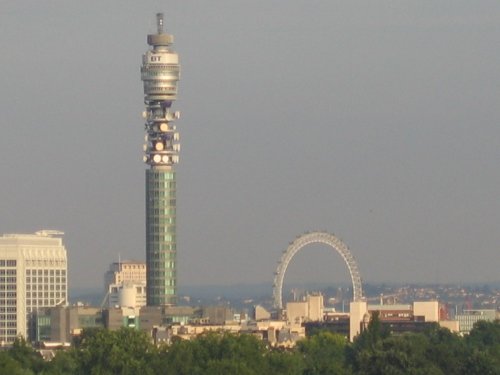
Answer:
[0, 1, 499, 290]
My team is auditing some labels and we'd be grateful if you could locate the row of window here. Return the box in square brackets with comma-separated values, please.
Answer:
[0, 293, 16, 298]
[26, 269, 66, 276]
[147, 226, 176, 234]
[0, 277, 16, 283]
[147, 244, 176, 252]
[149, 253, 176, 261]
[149, 287, 176, 295]
[148, 209, 176, 216]
[25, 260, 65, 266]
[150, 181, 176, 189]
[149, 262, 176, 271]
[110, 287, 146, 294]
[147, 192, 176, 200]
[25, 277, 66, 284]
[0, 307, 16, 313]
[142, 66, 179, 73]
[0, 330, 18, 335]
[0, 314, 17, 321]
[153, 270, 175, 278]
[147, 235, 176, 242]
[147, 189, 175, 195]
[0, 260, 16, 267]
[26, 298, 65, 306]
[0, 321, 17, 327]
[148, 171, 175, 179]
[146, 218, 176, 225]
[26, 292, 65, 298]
[0, 270, 16, 276]
[0, 285, 16, 291]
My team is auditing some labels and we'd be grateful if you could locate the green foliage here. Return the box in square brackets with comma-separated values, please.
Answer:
[74, 327, 156, 375]
[422, 325, 466, 374]
[3, 319, 500, 374]
[467, 320, 500, 350]
[0, 351, 33, 375]
[355, 334, 444, 375]
[156, 332, 271, 375]
[297, 331, 351, 375]
[7, 337, 44, 374]
[40, 350, 79, 375]
[266, 348, 304, 375]
[464, 320, 500, 374]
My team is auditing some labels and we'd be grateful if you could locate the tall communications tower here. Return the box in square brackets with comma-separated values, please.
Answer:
[141, 13, 180, 306]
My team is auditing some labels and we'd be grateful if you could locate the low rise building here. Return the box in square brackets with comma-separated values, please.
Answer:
[455, 309, 496, 334]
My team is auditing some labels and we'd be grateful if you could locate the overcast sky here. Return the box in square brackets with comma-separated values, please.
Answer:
[1, 1, 499, 291]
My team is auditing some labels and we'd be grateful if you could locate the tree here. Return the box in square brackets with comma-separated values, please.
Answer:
[297, 331, 351, 375]
[464, 320, 500, 374]
[74, 327, 156, 375]
[355, 334, 443, 375]
[422, 325, 466, 374]
[0, 351, 33, 375]
[157, 332, 298, 375]
[40, 349, 79, 375]
[8, 337, 44, 374]
[266, 348, 304, 375]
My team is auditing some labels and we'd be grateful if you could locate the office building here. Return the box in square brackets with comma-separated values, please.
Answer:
[0, 231, 68, 344]
[286, 294, 324, 324]
[141, 13, 181, 306]
[456, 309, 496, 334]
[104, 260, 146, 291]
[104, 260, 146, 312]
[349, 300, 441, 341]
[108, 282, 147, 313]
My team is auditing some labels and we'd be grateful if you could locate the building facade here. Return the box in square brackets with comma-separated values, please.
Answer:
[108, 282, 147, 312]
[0, 231, 68, 344]
[104, 260, 146, 312]
[104, 260, 146, 291]
[456, 309, 496, 334]
[141, 13, 181, 306]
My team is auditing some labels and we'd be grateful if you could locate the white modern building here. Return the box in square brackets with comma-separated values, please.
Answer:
[456, 309, 496, 334]
[0, 231, 68, 344]
[108, 282, 147, 313]
[104, 260, 146, 292]
[104, 260, 147, 312]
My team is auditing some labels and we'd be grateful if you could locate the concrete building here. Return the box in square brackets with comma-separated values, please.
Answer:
[141, 13, 182, 306]
[254, 305, 271, 321]
[286, 294, 324, 324]
[349, 301, 368, 342]
[0, 231, 68, 344]
[366, 301, 439, 324]
[104, 260, 146, 292]
[103, 307, 138, 331]
[48, 305, 103, 343]
[202, 306, 234, 325]
[413, 301, 439, 322]
[456, 309, 496, 334]
[349, 300, 440, 341]
[108, 282, 147, 313]
[104, 260, 147, 312]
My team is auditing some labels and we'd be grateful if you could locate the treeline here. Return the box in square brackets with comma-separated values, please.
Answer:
[1, 317, 499, 374]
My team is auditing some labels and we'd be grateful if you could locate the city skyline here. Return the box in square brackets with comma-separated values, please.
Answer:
[0, 2, 499, 290]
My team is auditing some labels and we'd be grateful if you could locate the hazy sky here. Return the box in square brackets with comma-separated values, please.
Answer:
[1, 1, 499, 291]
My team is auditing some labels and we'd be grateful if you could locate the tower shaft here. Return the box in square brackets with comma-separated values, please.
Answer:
[146, 169, 176, 305]
[141, 13, 181, 306]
